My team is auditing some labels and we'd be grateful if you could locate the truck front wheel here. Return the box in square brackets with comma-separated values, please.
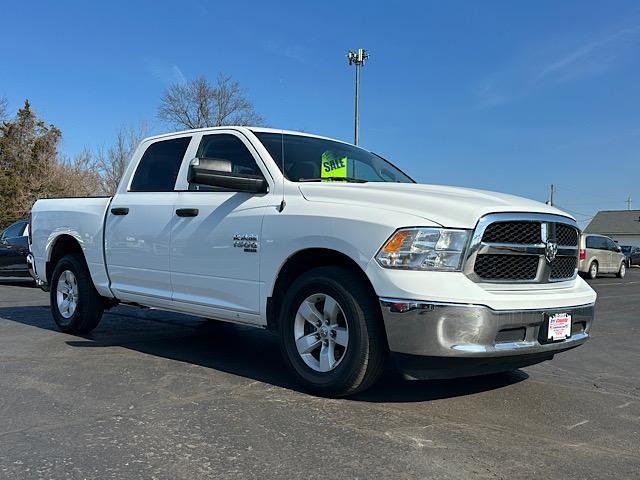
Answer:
[279, 267, 387, 397]
[50, 254, 104, 334]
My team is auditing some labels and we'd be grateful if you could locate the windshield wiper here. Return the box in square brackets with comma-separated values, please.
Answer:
[298, 177, 368, 183]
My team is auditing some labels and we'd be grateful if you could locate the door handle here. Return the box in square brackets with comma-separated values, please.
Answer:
[176, 208, 199, 217]
[111, 207, 129, 216]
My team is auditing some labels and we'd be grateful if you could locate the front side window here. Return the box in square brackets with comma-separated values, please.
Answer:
[130, 137, 191, 192]
[254, 132, 414, 184]
[189, 134, 263, 191]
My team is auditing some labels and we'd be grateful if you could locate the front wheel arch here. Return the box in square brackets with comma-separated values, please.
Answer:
[267, 248, 380, 332]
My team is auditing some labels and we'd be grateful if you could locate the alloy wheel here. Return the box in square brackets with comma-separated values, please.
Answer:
[56, 270, 78, 319]
[293, 293, 349, 372]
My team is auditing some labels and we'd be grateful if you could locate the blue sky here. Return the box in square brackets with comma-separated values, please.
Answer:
[2, 1, 639, 225]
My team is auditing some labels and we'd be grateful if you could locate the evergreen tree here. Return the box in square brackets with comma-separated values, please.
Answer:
[0, 100, 99, 228]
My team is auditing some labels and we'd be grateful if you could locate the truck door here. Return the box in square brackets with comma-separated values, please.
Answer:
[105, 135, 193, 303]
[169, 131, 275, 323]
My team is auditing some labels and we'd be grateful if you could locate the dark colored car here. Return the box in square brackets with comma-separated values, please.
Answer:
[0, 219, 30, 277]
[620, 245, 640, 267]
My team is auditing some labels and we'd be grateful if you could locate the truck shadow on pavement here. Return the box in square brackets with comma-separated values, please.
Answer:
[0, 304, 528, 403]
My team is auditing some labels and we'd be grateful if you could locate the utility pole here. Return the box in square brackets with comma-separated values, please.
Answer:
[347, 48, 369, 145]
[547, 184, 555, 206]
[627, 195, 632, 210]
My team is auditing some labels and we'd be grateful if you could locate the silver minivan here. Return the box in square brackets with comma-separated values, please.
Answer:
[578, 234, 626, 279]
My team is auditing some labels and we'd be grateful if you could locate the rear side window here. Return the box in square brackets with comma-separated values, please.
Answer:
[130, 137, 191, 192]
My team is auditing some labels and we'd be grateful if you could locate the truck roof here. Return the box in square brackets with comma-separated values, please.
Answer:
[140, 126, 356, 149]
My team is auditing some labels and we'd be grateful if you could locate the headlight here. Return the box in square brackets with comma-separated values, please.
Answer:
[376, 228, 470, 271]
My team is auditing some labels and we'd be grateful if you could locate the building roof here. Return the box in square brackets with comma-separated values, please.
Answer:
[585, 210, 640, 235]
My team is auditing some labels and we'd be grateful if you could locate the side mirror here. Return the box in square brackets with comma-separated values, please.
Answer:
[187, 158, 267, 194]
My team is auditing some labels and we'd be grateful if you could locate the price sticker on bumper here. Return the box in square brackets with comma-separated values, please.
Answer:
[548, 313, 571, 341]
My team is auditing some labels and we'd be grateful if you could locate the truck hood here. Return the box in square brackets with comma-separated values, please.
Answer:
[298, 182, 574, 229]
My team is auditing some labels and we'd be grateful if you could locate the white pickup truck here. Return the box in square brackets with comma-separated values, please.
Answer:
[28, 127, 596, 396]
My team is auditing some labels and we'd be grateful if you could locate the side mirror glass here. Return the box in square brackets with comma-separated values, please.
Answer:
[187, 158, 267, 194]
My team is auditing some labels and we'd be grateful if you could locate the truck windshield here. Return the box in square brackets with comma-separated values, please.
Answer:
[254, 132, 415, 183]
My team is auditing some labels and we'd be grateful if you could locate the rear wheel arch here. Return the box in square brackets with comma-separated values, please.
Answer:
[46, 234, 85, 285]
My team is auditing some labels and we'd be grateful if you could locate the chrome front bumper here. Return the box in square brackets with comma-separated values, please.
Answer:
[380, 298, 594, 378]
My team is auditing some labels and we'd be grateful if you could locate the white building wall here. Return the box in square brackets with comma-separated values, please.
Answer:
[609, 234, 640, 247]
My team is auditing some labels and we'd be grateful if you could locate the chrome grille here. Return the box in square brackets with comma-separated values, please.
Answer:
[474, 254, 539, 280]
[550, 256, 577, 279]
[482, 222, 542, 244]
[465, 213, 580, 283]
[556, 224, 578, 246]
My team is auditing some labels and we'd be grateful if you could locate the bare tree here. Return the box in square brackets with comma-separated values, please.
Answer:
[157, 74, 265, 129]
[54, 149, 103, 198]
[0, 96, 8, 122]
[96, 123, 148, 195]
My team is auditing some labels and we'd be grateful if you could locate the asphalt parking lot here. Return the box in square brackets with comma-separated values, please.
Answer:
[0, 272, 639, 479]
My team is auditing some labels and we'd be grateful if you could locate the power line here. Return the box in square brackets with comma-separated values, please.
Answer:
[554, 204, 594, 219]
[554, 184, 629, 203]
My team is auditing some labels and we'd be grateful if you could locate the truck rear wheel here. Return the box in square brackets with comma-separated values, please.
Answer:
[278, 266, 387, 397]
[50, 254, 104, 334]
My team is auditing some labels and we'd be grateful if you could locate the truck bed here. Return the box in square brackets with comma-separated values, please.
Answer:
[31, 196, 114, 298]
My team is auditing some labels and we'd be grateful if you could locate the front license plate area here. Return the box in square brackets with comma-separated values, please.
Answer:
[546, 313, 572, 342]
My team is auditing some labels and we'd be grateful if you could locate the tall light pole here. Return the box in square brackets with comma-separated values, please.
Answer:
[347, 48, 369, 145]
[548, 184, 555, 206]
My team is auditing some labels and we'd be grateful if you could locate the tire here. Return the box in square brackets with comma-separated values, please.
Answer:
[588, 261, 598, 280]
[278, 266, 387, 397]
[50, 254, 104, 334]
[617, 261, 626, 279]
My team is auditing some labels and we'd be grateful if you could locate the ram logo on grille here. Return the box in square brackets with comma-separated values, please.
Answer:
[545, 241, 558, 263]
